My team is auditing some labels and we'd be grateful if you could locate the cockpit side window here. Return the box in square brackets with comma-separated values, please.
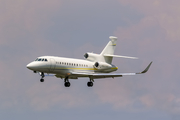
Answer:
[35, 58, 38, 61]
[35, 58, 48, 61]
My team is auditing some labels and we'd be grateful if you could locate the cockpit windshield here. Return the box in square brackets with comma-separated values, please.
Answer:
[35, 58, 48, 62]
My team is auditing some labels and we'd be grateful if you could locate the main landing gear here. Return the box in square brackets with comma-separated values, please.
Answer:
[87, 82, 93, 87]
[40, 72, 45, 82]
[63, 77, 94, 87]
[87, 78, 94, 87]
[38, 74, 94, 87]
[64, 77, 70, 87]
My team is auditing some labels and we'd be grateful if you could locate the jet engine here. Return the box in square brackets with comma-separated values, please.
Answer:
[84, 52, 101, 62]
[93, 62, 112, 70]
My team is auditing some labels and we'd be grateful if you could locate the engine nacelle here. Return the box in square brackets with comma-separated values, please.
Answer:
[93, 62, 112, 70]
[84, 52, 102, 62]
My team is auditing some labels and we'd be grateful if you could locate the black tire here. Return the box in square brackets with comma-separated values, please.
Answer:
[40, 79, 44, 82]
[87, 82, 93, 87]
[65, 82, 71, 87]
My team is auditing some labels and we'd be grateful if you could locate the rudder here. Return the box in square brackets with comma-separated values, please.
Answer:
[100, 36, 117, 64]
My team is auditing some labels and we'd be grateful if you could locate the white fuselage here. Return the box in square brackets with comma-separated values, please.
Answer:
[27, 56, 118, 79]
[26, 36, 152, 87]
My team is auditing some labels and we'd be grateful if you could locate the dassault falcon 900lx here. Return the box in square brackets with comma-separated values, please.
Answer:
[27, 36, 152, 87]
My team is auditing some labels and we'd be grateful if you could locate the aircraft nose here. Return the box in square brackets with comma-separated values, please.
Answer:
[26, 62, 37, 70]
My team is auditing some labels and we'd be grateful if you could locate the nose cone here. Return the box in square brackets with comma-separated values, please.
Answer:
[27, 62, 37, 70]
[27, 61, 48, 71]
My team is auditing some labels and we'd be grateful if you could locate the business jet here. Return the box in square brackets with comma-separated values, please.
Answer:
[27, 36, 152, 87]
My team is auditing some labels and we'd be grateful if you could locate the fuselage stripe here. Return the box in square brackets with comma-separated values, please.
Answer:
[54, 67, 118, 71]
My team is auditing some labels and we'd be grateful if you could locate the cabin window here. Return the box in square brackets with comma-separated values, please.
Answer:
[35, 58, 38, 61]
[42, 59, 44, 61]
[45, 59, 48, 61]
[60, 62, 61, 64]
[38, 59, 41, 61]
[67, 63, 69, 65]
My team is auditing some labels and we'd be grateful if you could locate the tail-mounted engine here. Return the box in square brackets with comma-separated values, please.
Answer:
[93, 62, 112, 70]
[84, 53, 113, 70]
[84, 52, 102, 62]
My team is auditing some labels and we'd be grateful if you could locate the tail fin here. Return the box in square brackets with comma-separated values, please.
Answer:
[85, 36, 138, 64]
[100, 36, 117, 64]
[100, 36, 117, 55]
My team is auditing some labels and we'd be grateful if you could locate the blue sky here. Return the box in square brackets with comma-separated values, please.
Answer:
[0, 0, 180, 120]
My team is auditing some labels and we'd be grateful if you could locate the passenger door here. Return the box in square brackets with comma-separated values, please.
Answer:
[50, 58, 56, 72]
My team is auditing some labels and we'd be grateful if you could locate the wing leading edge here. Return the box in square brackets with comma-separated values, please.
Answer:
[71, 62, 153, 79]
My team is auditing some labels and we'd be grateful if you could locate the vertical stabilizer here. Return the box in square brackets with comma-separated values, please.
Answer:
[100, 36, 117, 64]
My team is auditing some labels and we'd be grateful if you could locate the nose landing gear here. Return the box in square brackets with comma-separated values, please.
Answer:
[40, 72, 45, 82]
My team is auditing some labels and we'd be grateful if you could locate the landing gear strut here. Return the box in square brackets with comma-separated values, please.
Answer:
[40, 72, 45, 82]
[64, 77, 70, 87]
[87, 78, 94, 87]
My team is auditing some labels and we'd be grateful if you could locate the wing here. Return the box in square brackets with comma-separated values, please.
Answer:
[71, 62, 152, 79]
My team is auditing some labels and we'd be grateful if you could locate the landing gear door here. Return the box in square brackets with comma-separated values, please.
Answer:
[50, 58, 56, 71]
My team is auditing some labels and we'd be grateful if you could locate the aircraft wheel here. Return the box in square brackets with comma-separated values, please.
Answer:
[40, 79, 44, 82]
[87, 82, 93, 87]
[64, 82, 71, 87]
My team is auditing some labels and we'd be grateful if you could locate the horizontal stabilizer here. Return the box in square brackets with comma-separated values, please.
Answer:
[104, 54, 138, 59]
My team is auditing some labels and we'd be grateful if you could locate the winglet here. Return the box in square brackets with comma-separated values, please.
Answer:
[137, 62, 153, 74]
